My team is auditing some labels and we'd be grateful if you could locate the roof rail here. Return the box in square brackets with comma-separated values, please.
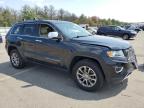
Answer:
[22, 17, 41, 22]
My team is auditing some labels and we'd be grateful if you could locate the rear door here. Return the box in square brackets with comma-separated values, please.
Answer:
[107, 26, 120, 36]
[107, 26, 115, 36]
[8, 24, 24, 53]
[20, 23, 39, 58]
[110, 26, 123, 36]
[113, 26, 123, 36]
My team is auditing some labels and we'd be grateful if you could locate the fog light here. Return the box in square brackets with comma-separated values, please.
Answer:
[115, 66, 124, 73]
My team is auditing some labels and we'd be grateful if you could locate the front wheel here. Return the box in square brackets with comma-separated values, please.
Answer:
[72, 59, 104, 91]
[10, 49, 25, 69]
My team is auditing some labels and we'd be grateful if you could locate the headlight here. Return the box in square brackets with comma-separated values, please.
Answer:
[107, 50, 125, 58]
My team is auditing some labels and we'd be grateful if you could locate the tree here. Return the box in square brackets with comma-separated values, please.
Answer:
[57, 8, 65, 20]
[21, 5, 36, 20]
[0, 5, 125, 27]
[70, 13, 77, 21]
[78, 14, 88, 24]
[41, 5, 49, 19]
[48, 5, 56, 20]
[2, 8, 14, 26]
[33, 6, 43, 19]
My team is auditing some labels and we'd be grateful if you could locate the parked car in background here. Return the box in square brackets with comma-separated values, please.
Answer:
[87, 27, 97, 35]
[6, 20, 138, 91]
[0, 35, 3, 43]
[79, 24, 89, 29]
[140, 25, 144, 31]
[80, 25, 97, 35]
[91, 26, 98, 31]
[124, 25, 141, 33]
[97, 25, 137, 40]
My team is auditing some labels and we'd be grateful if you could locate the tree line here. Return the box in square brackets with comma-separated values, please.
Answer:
[0, 5, 125, 27]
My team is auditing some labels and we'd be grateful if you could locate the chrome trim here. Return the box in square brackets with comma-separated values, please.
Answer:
[45, 57, 61, 63]
[35, 40, 42, 43]
[115, 66, 124, 73]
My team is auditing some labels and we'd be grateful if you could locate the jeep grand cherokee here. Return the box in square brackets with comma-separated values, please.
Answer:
[5, 20, 138, 91]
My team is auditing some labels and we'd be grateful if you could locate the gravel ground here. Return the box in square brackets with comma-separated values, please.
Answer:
[0, 32, 144, 108]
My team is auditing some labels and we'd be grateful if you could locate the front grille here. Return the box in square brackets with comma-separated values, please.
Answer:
[123, 47, 136, 62]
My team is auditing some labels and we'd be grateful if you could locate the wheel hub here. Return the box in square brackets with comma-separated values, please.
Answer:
[11, 53, 20, 66]
[83, 73, 90, 80]
[76, 66, 97, 87]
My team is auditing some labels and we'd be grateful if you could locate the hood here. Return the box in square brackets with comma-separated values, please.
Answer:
[123, 29, 137, 34]
[72, 35, 131, 50]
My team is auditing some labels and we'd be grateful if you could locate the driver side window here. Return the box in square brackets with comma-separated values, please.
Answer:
[39, 24, 55, 38]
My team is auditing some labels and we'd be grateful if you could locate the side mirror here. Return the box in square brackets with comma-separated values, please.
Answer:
[48, 32, 62, 41]
[48, 32, 59, 39]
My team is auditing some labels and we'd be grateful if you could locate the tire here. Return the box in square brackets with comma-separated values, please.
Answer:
[10, 49, 25, 69]
[135, 30, 139, 33]
[97, 31, 104, 35]
[72, 59, 104, 92]
[122, 34, 129, 40]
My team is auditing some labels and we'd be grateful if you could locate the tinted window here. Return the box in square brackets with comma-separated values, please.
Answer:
[39, 24, 55, 38]
[101, 27, 107, 30]
[11, 25, 22, 35]
[108, 26, 115, 30]
[22, 24, 36, 36]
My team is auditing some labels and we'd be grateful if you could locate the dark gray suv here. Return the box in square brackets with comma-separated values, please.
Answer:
[97, 26, 137, 40]
[5, 20, 138, 91]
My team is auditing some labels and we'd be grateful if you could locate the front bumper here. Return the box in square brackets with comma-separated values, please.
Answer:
[101, 47, 138, 83]
[102, 60, 137, 83]
[110, 61, 137, 82]
[130, 34, 137, 38]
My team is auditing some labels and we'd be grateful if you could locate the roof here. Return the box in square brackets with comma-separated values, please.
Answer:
[17, 20, 70, 25]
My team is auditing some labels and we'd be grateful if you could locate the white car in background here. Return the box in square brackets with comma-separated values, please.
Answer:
[87, 27, 97, 35]
[79, 24, 98, 35]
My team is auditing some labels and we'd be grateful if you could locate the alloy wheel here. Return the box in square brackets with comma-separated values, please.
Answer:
[76, 66, 97, 87]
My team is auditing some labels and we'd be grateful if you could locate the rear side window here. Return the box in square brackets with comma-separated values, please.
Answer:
[11, 25, 22, 35]
[22, 24, 37, 36]
[109, 26, 115, 30]
[99, 27, 106, 31]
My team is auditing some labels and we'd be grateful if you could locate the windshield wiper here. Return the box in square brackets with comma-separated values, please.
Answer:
[72, 34, 92, 38]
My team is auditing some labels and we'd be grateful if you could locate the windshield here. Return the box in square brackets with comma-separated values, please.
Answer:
[118, 26, 125, 30]
[55, 22, 92, 38]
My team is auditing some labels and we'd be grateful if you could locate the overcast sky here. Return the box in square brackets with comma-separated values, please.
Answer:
[0, 0, 143, 22]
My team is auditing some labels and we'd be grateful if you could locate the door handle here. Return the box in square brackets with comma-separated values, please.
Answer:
[35, 40, 42, 43]
[17, 37, 23, 40]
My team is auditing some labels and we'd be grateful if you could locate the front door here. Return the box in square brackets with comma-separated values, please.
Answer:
[34, 23, 69, 66]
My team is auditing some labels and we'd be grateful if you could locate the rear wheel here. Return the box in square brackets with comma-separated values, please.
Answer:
[10, 49, 25, 69]
[72, 59, 104, 91]
[122, 34, 129, 40]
